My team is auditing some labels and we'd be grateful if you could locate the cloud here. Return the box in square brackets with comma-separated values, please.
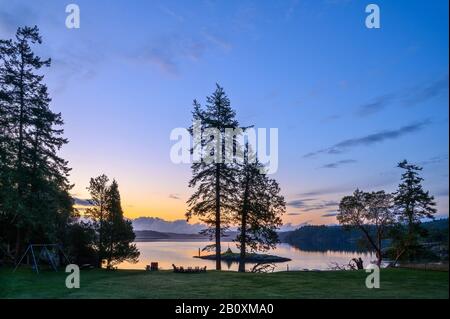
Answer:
[279, 221, 311, 232]
[405, 75, 449, 107]
[355, 75, 448, 117]
[0, 5, 38, 37]
[287, 212, 302, 216]
[132, 217, 205, 233]
[73, 197, 91, 207]
[419, 154, 448, 166]
[169, 193, 181, 200]
[304, 120, 430, 158]
[287, 199, 308, 208]
[355, 93, 396, 117]
[288, 198, 339, 213]
[319, 159, 357, 169]
[202, 31, 232, 52]
[159, 5, 184, 22]
[140, 40, 204, 75]
[298, 186, 357, 197]
[135, 34, 212, 76]
[322, 212, 338, 217]
[133, 28, 233, 76]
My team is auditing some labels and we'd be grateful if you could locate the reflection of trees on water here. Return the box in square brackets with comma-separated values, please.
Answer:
[288, 242, 371, 253]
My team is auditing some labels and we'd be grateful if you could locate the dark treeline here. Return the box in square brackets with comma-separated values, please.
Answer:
[282, 219, 449, 258]
[281, 225, 372, 252]
[0, 26, 138, 269]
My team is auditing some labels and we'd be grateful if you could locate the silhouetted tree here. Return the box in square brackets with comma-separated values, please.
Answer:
[0, 26, 74, 259]
[85, 176, 139, 268]
[104, 180, 139, 269]
[186, 84, 240, 270]
[337, 189, 395, 266]
[235, 149, 285, 272]
[391, 160, 437, 263]
[85, 174, 110, 267]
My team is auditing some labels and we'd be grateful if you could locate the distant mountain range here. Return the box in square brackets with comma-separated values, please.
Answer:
[132, 216, 307, 234]
[134, 219, 449, 254]
[134, 230, 239, 242]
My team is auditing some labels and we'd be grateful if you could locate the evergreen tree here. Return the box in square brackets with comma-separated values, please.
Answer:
[104, 180, 139, 269]
[392, 160, 437, 262]
[186, 84, 240, 270]
[85, 174, 110, 267]
[235, 150, 285, 272]
[0, 26, 74, 259]
[85, 176, 139, 268]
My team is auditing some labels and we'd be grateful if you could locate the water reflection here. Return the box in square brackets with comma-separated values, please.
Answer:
[119, 241, 376, 272]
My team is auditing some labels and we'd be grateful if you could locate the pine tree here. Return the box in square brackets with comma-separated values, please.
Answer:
[392, 160, 437, 262]
[86, 176, 139, 268]
[0, 26, 74, 259]
[104, 180, 139, 269]
[186, 84, 240, 270]
[235, 150, 285, 272]
[85, 174, 110, 267]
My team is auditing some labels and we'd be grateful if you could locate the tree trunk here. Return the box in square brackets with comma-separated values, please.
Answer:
[215, 163, 221, 270]
[238, 211, 247, 272]
[98, 203, 104, 268]
[238, 174, 250, 273]
[14, 51, 25, 262]
[14, 227, 21, 261]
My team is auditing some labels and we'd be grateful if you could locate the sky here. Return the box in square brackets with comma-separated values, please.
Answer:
[0, 0, 448, 227]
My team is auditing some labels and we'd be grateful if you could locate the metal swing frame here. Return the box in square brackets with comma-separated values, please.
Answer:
[13, 244, 71, 274]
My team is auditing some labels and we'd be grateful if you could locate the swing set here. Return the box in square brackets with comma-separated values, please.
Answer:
[13, 244, 71, 274]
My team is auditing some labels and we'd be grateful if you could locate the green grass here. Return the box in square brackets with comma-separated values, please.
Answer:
[0, 267, 448, 299]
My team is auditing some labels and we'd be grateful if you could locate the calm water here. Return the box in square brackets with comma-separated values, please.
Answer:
[119, 241, 376, 272]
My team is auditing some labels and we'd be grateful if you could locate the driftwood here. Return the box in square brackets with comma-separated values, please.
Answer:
[329, 258, 364, 271]
[172, 264, 206, 273]
[250, 263, 276, 273]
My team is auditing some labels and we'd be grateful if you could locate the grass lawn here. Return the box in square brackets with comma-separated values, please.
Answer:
[0, 267, 448, 299]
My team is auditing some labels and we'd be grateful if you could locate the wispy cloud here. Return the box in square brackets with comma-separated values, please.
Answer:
[355, 93, 396, 117]
[0, 5, 38, 36]
[304, 120, 430, 158]
[404, 75, 449, 107]
[355, 75, 448, 117]
[419, 154, 448, 166]
[202, 31, 232, 52]
[322, 212, 338, 217]
[135, 31, 231, 75]
[74, 197, 91, 207]
[169, 193, 181, 200]
[319, 159, 357, 169]
[159, 5, 184, 22]
[287, 198, 339, 213]
[137, 34, 206, 75]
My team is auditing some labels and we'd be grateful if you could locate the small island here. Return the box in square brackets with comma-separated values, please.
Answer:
[194, 248, 291, 263]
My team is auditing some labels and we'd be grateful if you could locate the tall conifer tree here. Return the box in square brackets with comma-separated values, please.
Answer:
[235, 149, 285, 272]
[186, 84, 239, 270]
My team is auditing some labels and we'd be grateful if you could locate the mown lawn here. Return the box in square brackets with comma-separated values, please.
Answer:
[0, 268, 448, 299]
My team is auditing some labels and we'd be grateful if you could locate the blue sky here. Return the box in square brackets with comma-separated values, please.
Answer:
[0, 0, 448, 225]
